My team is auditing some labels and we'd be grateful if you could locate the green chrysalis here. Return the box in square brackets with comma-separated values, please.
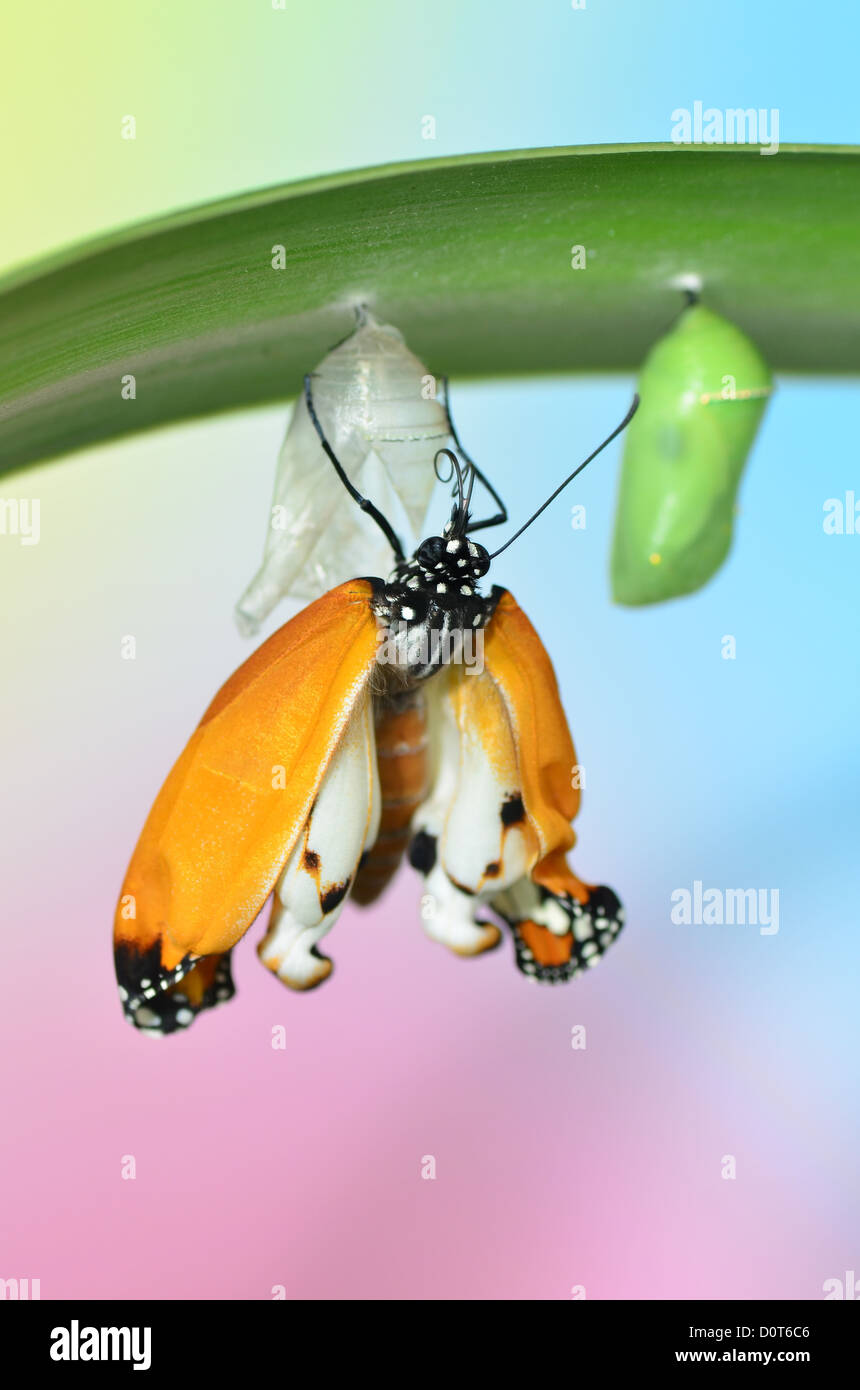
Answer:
[611, 300, 772, 606]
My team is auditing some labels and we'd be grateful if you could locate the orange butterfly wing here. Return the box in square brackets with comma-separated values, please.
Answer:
[114, 580, 380, 1013]
[482, 588, 623, 979]
[483, 587, 587, 899]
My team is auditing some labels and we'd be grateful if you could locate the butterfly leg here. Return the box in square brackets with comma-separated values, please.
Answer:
[303, 374, 405, 562]
[258, 695, 381, 990]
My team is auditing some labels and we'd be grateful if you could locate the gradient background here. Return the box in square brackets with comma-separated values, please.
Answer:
[1, 1, 858, 1300]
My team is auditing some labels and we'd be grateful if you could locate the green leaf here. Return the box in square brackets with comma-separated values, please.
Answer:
[1, 143, 858, 476]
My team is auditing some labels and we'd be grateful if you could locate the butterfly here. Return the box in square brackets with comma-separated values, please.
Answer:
[114, 378, 639, 1035]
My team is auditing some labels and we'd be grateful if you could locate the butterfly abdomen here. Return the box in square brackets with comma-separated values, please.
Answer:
[352, 690, 428, 906]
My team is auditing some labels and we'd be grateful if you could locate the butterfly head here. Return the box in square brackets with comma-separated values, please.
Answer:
[389, 446, 490, 596]
[410, 530, 491, 592]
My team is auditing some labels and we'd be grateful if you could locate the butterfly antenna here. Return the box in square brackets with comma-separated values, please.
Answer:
[440, 375, 508, 533]
[488, 394, 640, 560]
[434, 447, 470, 534]
[462, 455, 477, 515]
[304, 374, 406, 562]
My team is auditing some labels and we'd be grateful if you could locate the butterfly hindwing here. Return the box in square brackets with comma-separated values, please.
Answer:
[257, 686, 381, 990]
[408, 663, 535, 958]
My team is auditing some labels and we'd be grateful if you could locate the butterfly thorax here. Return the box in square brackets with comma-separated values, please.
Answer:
[369, 533, 499, 684]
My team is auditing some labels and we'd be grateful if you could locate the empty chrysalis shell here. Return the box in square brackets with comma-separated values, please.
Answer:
[611, 301, 772, 606]
[235, 308, 449, 635]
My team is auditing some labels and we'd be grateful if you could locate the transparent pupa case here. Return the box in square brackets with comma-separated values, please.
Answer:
[235, 309, 450, 635]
